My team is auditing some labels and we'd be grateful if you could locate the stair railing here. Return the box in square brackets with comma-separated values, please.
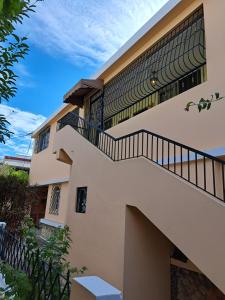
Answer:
[57, 112, 225, 202]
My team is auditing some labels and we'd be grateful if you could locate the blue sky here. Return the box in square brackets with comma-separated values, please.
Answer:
[0, 0, 168, 158]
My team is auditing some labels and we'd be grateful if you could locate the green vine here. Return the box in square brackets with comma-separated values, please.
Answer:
[185, 92, 224, 112]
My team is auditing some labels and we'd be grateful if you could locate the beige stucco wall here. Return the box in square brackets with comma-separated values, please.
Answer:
[123, 206, 173, 300]
[30, 105, 83, 185]
[30, 122, 71, 186]
[54, 126, 225, 298]
[44, 182, 70, 224]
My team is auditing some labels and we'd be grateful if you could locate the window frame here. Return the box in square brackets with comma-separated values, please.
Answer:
[75, 187, 87, 214]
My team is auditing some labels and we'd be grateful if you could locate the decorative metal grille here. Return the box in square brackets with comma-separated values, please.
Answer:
[49, 185, 61, 215]
[34, 127, 50, 153]
[57, 107, 80, 131]
[90, 6, 206, 129]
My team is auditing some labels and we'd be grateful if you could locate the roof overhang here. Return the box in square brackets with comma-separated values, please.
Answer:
[64, 79, 103, 106]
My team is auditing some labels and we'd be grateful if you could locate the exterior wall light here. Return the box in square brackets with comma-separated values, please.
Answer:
[150, 71, 158, 86]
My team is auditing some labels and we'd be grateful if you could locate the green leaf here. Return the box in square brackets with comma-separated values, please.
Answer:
[198, 104, 202, 112]
[207, 102, 211, 110]
[199, 98, 205, 103]
[215, 92, 220, 99]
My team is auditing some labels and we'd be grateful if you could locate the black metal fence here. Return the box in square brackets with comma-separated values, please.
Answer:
[0, 227, 71, 299]
[58, 112, 225, 202]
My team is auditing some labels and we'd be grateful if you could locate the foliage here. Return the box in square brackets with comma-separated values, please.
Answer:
[0, 0, 41, 143]
[22, 216, 87, 275]
[0, 165, 36, 231]
[0, 164, 29, 183]
[0, 0, 39, 102]
[185, 92, 224, 112]
[21, 215, 38, 251]
[0, 261, 32, 300]
[0, 114, 13, 143]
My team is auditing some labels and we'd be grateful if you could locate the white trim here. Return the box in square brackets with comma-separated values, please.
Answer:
[40, 218, 64, 228]
[74, 276, 122, 299]
[157, 146, 225, 165]
[92, 0, 182, 79]
[30, 177, 69, 186]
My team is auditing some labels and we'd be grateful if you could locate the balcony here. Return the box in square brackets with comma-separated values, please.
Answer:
[87, 6, 206, 130]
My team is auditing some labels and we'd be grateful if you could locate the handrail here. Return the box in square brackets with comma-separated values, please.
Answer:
[58, 112, 225, 202]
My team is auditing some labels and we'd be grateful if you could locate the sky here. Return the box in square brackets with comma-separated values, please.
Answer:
[0, 0, 168, 159]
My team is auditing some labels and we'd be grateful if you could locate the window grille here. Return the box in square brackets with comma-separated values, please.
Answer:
[49, 185, 61, 215]
[34, 127, 50, 153]
[57, 107, 80, 131]
[90, 6, 206, 129]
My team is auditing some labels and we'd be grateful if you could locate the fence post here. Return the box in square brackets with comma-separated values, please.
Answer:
[70, 276, 122, 300]
[0, 222, 6, 260]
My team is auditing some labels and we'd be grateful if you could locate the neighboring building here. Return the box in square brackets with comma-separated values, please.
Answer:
[2, 155, 31, 172]
[30, 0, 225, 299]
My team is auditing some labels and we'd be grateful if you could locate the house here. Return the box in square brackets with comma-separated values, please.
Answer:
[29, 0, 225, 298]
[2, 155, 31, 172]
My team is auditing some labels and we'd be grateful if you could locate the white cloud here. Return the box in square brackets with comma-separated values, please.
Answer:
[0, 104, 46, 158]
[17, 0, 169, 66]
[13, 63, 35, 88]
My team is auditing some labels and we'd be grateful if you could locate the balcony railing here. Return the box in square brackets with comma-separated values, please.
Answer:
[58, 112, 225, 202]
[89, 6, 206, 130]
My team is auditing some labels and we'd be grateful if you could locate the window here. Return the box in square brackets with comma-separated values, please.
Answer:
[35, 127, 50, 153]
[49, 185, 61, 215]
[178, 68, 201, 94]
[104, 119, 112, 130]
[76, 187, 87, 213]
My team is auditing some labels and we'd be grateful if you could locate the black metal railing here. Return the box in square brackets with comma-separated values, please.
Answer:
[0, 227, 71, 299]
[58, 113, 225, 202]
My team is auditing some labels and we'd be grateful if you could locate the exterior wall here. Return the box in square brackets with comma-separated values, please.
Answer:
[123, 206, 172, 300]
[29, 105, 83, 186]
[171, 266, 225, 300]
[44, 182, 70, 224]
[30, 121, 70, 186]
[100, 0, 225, 153]
[54, 126, 225, 297]
[29, 105, 80, 227]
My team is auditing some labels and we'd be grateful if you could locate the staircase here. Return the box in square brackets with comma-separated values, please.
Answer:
[58, 112, 225, 202]
[55, 112, 225, 295]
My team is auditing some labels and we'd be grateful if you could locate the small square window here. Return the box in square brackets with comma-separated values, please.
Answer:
[76, 187, 87, 213]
